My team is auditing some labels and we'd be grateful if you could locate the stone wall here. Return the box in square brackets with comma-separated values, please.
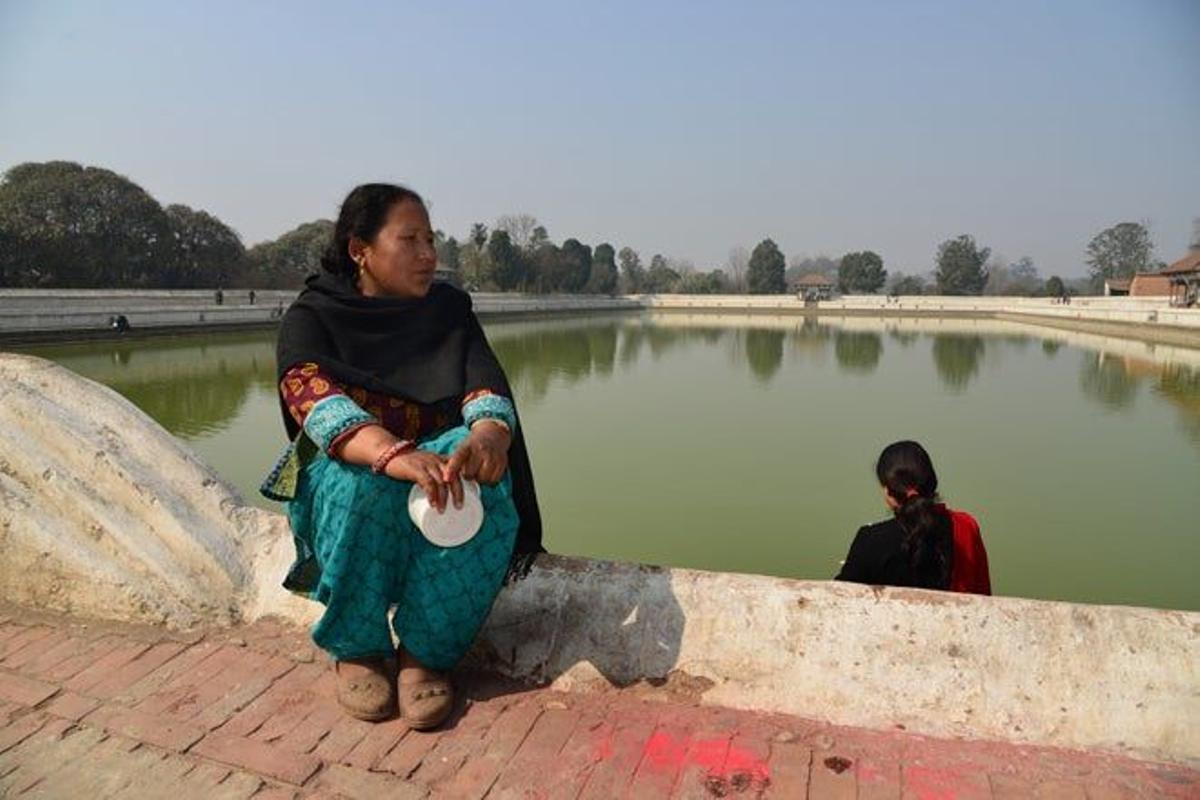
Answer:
[0, 289, 640, 340]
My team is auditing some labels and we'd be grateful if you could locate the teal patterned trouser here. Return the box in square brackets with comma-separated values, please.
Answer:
[287, 426, 518, 669]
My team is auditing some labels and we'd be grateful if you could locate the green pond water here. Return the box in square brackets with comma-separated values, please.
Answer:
[14, 312, 1200, 611]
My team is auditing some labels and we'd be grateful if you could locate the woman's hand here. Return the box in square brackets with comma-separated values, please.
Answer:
[384, 450, 453, 512]
[443, 422, 511, 493]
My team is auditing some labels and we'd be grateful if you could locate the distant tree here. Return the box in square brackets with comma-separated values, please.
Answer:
[434, 231, 460, 271]
[935, 234, 990, 295]
[1007, 256, 1040, 295]
[470, 223, 488, 250]
[526, 242, 561, 293]
[1190, 217, 1200, 251]
[888, 273, 926, 296]
[585, 242, 618, 294]
[0, 161, 175, 287]
[678, 270, 727, 294]
[245, 219, 333, 288]
[558, 238, 592, 293]
[1045, 275, 1066, 297]
[618, 246, 645, 293]
[725, 246, 749, 292]
[529, 225, 550, 250]
[645, 254, 681, 293]
[1086, 221, 1156, 289]
[487, 229, 524, 290]
[458, 240, 491, 290]
[495, 213, 540, 250]
[747, 238, 786, 294]
[164, 204, 246, 288]
[837, 250, 887, 294]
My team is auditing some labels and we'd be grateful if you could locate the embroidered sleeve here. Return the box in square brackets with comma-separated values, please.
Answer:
[280, 363, 376, 453]
[462, 389, 517, 433]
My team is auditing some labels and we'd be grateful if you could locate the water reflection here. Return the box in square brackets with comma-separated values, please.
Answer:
[491, 323, 617, 405]
[932, 335, 985, 392]
[1079, 353, 1138, 410]
[744, 329, 785, 383]
[18, 335, 277, 438]
[834, 331, 883, 374]
[1156, 365, 1200, 445]
[15, 313, 1200, 457]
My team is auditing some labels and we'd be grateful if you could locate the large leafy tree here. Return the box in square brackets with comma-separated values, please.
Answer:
[558, 238, 592, 293]
[644, 254, 681, 293]
[747, 238, 786, 294]
[487, 229, 524, 290]
[434, 230, 460, 272]
[888, 273, 926, 296]
[494, 213, 540, 250]
[164, 204, 246, 288]
[0, 161, 175, 287]
[618, 246, 644, 293]
[678, 270, 727, 294]
[1085, 222, 1156, 289]
[585, 242, 618, 294]
[245, 219, 333, 288]
[935, 234, 989, 295]
[837, 250, 886, 294]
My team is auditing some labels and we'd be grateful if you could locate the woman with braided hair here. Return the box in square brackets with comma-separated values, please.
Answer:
[836, 441, 990, 594]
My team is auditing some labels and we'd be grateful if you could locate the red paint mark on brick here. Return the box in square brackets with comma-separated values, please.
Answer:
[641, 729, 689, 770]
[904, 764, 992, 800]
[723, 741, 771, 784]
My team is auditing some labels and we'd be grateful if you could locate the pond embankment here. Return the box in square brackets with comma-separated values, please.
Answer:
[2, 289, 1198, 345]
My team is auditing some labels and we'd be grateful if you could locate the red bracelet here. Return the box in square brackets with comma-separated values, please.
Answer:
[370, 440, 414, 475]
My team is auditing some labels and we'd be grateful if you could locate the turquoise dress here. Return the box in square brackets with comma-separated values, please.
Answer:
[261, 393, 519, 669]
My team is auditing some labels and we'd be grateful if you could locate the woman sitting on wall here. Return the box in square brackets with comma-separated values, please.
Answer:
[261, 183, 543, 729]
[836, 440, 990, 594]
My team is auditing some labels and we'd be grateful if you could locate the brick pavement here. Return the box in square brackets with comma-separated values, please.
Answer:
[0, 605, 1195, 799]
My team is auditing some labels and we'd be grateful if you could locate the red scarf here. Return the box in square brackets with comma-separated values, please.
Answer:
[940, 507, 991, 595]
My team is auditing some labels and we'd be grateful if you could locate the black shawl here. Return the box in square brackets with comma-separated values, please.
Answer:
[275, 272, 544, 562]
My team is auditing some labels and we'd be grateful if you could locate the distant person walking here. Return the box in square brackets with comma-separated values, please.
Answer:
[836, 441, 990, 594]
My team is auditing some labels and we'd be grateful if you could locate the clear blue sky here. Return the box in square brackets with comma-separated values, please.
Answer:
[2, 0, 1197, 278]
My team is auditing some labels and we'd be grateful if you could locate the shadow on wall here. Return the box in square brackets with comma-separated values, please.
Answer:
[464, 555, 687, 691]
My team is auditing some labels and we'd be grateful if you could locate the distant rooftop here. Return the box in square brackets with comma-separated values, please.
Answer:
[1162, 251, 1200, 276]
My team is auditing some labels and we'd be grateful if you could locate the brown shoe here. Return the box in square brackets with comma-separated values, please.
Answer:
[399, 675, 454, 731]
[334, 658, 395, 721]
